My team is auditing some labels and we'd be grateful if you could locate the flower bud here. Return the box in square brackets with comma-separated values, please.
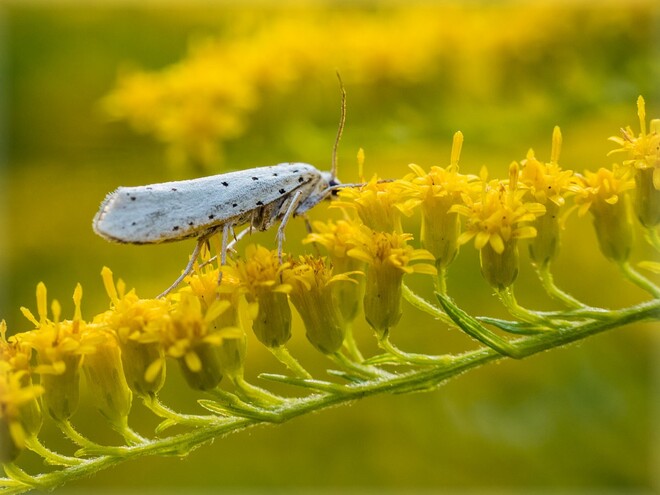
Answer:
[251, 291, 292, 348]
[82, 331, 132, 427]
[40, 354, 83, 421]
[480, 239, 519, 290]
[590, 194, 634, 263]
[177, 342, 224, 391]
[528, 201, 560, 267]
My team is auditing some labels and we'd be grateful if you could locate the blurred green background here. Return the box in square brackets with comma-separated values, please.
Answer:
[1, 1, 659, 492]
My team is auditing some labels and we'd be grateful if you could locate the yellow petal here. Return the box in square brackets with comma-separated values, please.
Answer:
[184, 351, 202, 373]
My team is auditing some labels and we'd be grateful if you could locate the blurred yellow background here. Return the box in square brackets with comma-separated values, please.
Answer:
[1, 1, 659, 492]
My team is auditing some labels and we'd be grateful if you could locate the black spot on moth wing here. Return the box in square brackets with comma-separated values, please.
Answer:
[256, 201, 264, 206]
[173, 226, 179, 231]
[279, 188, 286, 194]
[221, 182, 229, 187]
[209, 214, 215, 219]
[252, 177, 259, 181]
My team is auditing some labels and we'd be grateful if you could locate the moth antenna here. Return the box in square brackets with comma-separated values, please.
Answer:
[331, 70, 346, 182]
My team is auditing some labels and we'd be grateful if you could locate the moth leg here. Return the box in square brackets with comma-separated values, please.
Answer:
[276, 190, 304, 263]
[302, 214, 313, 235]
[216, 223, 232, 287]
[226, 225, 252, 253]
[198, 226, 252, 271]
[158, 236, 206, 298]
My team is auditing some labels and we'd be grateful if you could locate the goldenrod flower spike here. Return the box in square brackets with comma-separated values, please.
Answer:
[0, 324, 44, 463]
[81, 329, 137, 442]
[19, 284, 102, 423]
[608, 96, 660, 228]
[283, 256, 356, 354]
[304, 219, 366, 325]
[334, 175, 416, 233]
[348, 228, 436, 339]
[186, 263, 258, 399]
[233, 245, 292, 349]
[399, 133, 478, 292]
[0, 370, 44, 463]
[164, 292, 238, 391]
[452, 169, 545, 291]
[98, 267, 169, 397]
[574, 166, 635, 264]
[518, 127, 579, 274]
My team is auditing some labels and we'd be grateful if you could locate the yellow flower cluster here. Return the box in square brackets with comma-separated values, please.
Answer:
[1, 97, 657, 463]
[102, 6, 636, 171]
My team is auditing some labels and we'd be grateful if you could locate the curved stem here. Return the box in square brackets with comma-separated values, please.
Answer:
[378, 335, 454, 366]
[497, 287, 563, 327]
[434, 267, 448, 295]
[619, 261, 660, 298]
[268, 345, 312, 379]
[536, 264, 588, 309]
[402, 283, 452, 324]
[232, 375, 283, 405]
[142, 394, 218, 426]
[25, 437, 83, 466]
[330, 351, 390, 379]
[342, 323, 364, 362]
[57, 420, 128, 456]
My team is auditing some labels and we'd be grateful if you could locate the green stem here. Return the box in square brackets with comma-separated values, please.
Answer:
[342, 323, 365, 362]
[498, 286, 563, 327]
[25, 437, 83, 466]
[268, 345, 312, 379]
[536, 264, 588, 309]
[2, 299, 657, 494]
[402, 283, 452, 324]
[57, 420, 129, 456]
[142, 394, 218, 426]
[619, 261, 660, 297]
[434, 267, 448, 295]
[232, 375, 283, 405]
[2, 463, 41, 489]
[330, 351, 390, 379]
[378, 335, 454, 366]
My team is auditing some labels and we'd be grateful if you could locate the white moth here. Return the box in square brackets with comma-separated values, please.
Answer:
[94, 74, 348, 297]
[93, 163, 341, 296]
[93, 163, 337, 244]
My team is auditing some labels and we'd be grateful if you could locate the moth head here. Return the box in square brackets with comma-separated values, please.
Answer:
[321, 171, 342, 197]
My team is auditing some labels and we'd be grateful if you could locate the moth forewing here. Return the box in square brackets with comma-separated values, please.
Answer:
[93, 162, 326, 244]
